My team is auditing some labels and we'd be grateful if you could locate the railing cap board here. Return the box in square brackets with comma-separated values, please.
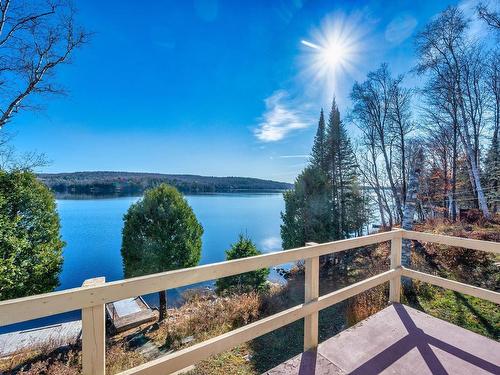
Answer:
[401, 230, 500, 254]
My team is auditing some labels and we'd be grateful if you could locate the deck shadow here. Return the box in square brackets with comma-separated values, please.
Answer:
[348, 304, 500, 375]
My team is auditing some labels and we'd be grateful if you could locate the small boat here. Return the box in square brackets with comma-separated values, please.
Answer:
[106, 297, 156, 333]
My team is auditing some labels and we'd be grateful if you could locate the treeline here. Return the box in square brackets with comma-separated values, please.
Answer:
[38, 172, 292, 197]
[281, 5, 499, 257]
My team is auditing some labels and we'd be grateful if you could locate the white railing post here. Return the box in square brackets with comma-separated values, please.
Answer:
[82, 277, 106, 375]
[304, 242, 319, 351]
[389, 230, 402, 303]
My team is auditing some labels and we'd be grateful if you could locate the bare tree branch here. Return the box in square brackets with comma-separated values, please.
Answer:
[477, 3, 500, 30]
[0, 0, 88, 129]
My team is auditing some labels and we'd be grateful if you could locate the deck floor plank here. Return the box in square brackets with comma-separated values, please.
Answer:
[265, 303, 500, 375]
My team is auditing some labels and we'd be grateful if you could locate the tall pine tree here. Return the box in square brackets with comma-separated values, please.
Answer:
[281, 165, 330, 249]
[281, 109, 330, 249]
[281, 100, 367, 254]
[325, 98, 363, 239]
[311, 109, 327, 173]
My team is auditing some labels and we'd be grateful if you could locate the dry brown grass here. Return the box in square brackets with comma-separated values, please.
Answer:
[1, 347, 80, 375]
[106, 344, 146, 374]
[413, 219, 499, 289]
[146, 291, 261, 350]
[0, 333, 81, 375]
[187, 344, 255, 375]
[346, 241, 391, 325]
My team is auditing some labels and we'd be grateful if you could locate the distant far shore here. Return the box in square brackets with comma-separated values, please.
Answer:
[38, 171, 292, 198]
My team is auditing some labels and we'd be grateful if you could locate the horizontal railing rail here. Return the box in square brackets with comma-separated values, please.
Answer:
[401, 267, 500, 304]
[0, 229, 498, 375]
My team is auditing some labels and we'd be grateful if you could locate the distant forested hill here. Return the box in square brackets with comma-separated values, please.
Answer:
[38, 172, 292, 197]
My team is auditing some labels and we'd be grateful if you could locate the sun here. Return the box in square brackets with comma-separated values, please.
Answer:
[300, 13, 366, 98]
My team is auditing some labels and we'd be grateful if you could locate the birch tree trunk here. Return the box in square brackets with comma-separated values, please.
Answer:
[401, 147, 424, 271]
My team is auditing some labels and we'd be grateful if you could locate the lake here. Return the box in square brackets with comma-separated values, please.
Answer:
[1, 193, 286, 333]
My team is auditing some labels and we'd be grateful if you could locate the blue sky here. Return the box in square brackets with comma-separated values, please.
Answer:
[9, 0, 478, 182]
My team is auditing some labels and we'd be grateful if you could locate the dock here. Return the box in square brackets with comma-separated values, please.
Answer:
[106, 297, 156, 333]
[0, 321, 81, 357]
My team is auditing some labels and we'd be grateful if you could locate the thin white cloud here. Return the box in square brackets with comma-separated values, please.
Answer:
[254, 90, 310, 142]
[278, 154, 309, 158]
[385, 14, 418, 44]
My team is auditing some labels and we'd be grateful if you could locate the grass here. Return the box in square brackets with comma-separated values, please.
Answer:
[407, 282, 499, 340]
[187, 344, 255, 375]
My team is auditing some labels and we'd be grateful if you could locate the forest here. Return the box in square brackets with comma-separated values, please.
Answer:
[38, 171, 292, 196]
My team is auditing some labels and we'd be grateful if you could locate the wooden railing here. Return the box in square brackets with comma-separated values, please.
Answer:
[0, 229, 498, 375]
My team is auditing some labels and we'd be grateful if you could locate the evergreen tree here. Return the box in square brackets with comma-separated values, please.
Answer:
[311, 109, 327, 173]
[326, 99, 341, 239]
[281, 97, 367, 255]
[0, 170, 64, 300]
[216, 235, 269, 294]
[281, 165, 330, 249]
[121, 184, 203, 321]
[325, 98, 363, 239]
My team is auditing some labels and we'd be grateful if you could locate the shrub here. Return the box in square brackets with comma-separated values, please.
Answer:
[0, 170, 64, 300]
[216, 235, 269, 294]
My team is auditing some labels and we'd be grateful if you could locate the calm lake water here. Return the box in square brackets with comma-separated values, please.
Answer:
[1, 193, 286, 333]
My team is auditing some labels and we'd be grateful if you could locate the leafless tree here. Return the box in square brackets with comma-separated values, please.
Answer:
[0, 131, 48, 170]
[354, 138, 393, 227]
[351, 64, 414, 224]
[421, 107, 453, 219]
[483, 50, 500, 213]
[415, 6, 491, 219]
[0, 0, 87, 129]
[401, 146, 424, 269]
[388, 77, 414, 207]
[477, 3, 500, 30]
[418, 62, 463, 221]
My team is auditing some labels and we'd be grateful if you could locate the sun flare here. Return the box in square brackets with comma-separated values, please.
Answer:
[300, 14, 366, 98]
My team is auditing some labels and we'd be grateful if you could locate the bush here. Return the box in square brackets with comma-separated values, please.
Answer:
[216, 235, 269, 294]
[0, 170, 64, 300]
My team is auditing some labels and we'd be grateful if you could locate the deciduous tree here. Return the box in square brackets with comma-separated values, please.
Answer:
[0, 0, 87, 129]
[415, 6, 491, 219]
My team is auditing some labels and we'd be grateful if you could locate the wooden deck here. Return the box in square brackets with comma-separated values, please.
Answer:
[265, 303, 500, 375]
[106, 297, 156, 333]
